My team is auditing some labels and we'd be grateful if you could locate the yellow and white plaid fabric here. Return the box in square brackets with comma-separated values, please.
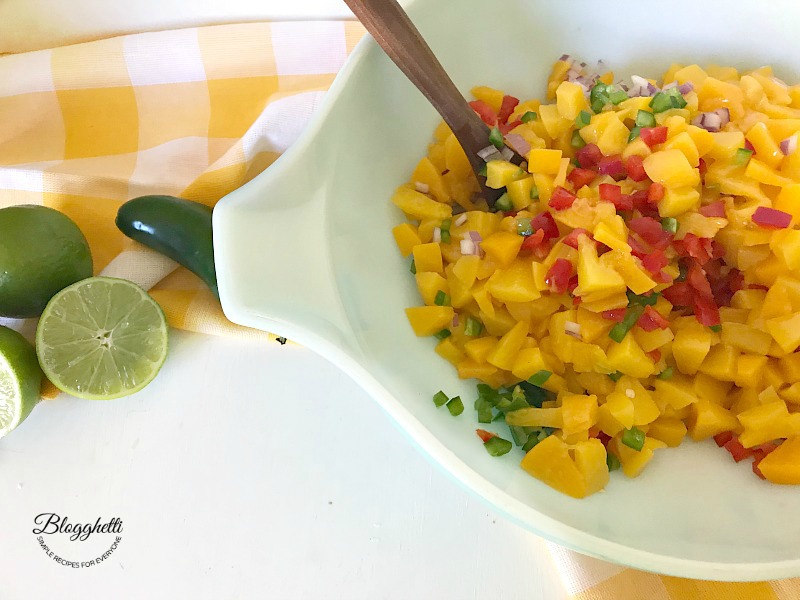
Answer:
[1, 21, 799, 599]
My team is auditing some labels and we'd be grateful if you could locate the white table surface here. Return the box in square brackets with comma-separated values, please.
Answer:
[0, 332, 566, 599]
[1, 1, 566, 598]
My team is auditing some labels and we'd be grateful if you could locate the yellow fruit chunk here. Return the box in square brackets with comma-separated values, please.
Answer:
[511, 347, 550, 381]
[471, 284, 495, 319]
[532, 173, 555, 202]
[556, 81, 590, 120]
[598, 392, 634, 436]
[520, 435, 602, 498]
[471, 85, 504, 112]
[720, 322, 772, 355]
[463, 336, 498, 363]
[444, 134, 473, 179]
[486, 321, 529, 371]
[480, 232, 523, 268]
[643, 149, 700, 188]
[452, 255, 481, 288]
[672, 322, 712, 375]
[698, 343, 739, 382]
[647, 417, 687, 447]
[758, 436, 800, 484]
[538, 104, 572, 139]
[415, 272, 448, 306]
[435, 337, 464, 365]
[527, 148, 563, 175]
[392, 223, 422, 257]
[780, 352, 800, 381]
[607, 250, 657, 295]
[457, 358, 498, 383]
[658, 186, 701, 218]
[506, 407, 562, 428]
[770, 229, 800, 270]
[486, 160, 526, 190]
[685, 125, 715, 157]
[405, 306, 455, 336]
[606, 334, 655, 378]
[411, 157, 448, 202]
[576, 307, 612, 343]
[766, 313, 800, 353]
[664, 131, 700, 166]
[572, 439, 610, 497]
[693, 372, 733, 407]
[610, 436, 667, 478]
[634, 327, 674, 353]
[618, 377, 660, 425]
[392, 187, 452, 220]
[622, 137, 652, 160]
[445, 268, 472, 309]
[561, 394, 599, 436]
[506, 176, 536, 210]
[774, 184, 800, 225]
[653, 377, 698, 410]
[686, 400, 741, 441]
[577, 237, 626, 295]
[745, 157, 793, 187]
[596, 114, 630, 156]
[592, 216, 631, 252]
[412, 242, 443, 273]
[486, 259, 541, 303]
[738, 401, 800, 448]
[746, 121, 783, 168]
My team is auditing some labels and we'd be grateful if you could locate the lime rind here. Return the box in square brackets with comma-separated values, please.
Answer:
[36, 277, 169, 400]
[0, 326, 42, 438]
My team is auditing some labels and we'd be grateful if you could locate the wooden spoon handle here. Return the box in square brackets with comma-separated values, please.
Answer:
[343, 0, 490, 179]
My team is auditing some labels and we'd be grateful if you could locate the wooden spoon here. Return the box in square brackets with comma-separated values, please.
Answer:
[343, 0, 523, 205]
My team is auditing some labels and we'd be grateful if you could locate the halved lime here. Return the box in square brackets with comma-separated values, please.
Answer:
[0, 326, 42, 438]
[36, 277, 169, 400]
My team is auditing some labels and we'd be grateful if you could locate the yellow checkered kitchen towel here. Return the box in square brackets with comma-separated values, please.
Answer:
[1, 20, 799, 600]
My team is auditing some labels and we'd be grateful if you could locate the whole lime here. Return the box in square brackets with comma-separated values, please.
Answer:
[0, 205, 93, 318]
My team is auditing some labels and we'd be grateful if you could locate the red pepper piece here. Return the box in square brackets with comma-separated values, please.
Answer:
[641, 248, 668, 274]
[627, 233, 650, 259]
[546, 258, 573, 294]
[693, 294, 721, 327]
[469, 100, 498, 126]
[567, 168, 597, 190]
[637, 305, 671, 332]
[597, 155, 626, 179]
[499, 120, 523, 135]
[497, 95, 520, 124]
[628, 217, 672, 249]
[640, 126, 668, 147]
[476, 429, 497, 443]
[531, 211, 560, 240]
[625, 155, 648, 182]
[724, 437, 754, 463]
[752, 206, 792, 229]
[713, 431, 734, 447]
[744, 139, 755, 153]
[752, 454, 767, 480]
[699, 200, 726, 218]
[647, 349, 662, 363]
[662, 281, 694, 307]
[598, 183, 621, 203]
[519, 228, 546, 254]
[549, 186, 577, 211]
[687, 262, 714, 300]
[698, 157, 708, 179]
[647, 182, 665, 203]
[562, 228, 592, 249]
[575, 143, 602, 169]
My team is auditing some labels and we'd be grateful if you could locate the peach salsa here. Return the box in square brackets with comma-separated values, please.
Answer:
[391, 56, 800, 498]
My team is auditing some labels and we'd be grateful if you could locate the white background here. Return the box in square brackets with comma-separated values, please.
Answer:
[0, 1, 566, 598]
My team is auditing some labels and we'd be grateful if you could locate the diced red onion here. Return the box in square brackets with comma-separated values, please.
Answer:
[452, 314, 459, 328]
[559, 54, 573, 64]
[753, 206, 792, 229]
[692, 111, 724, 132]
[468, 230, 482, 243]
[478, 145, 502, 161]
[678, 82, 694, 95]
[598, 157, 624, 176]
[715, 108, 730, 127]
[432, 227, 441, 243]
[628, 75, 658, 98]
[499, 146, 515, 161]
[454, 214, 468, 227]
[460, 239, 476, 255]
[504, 133, 531, 157]
[781, 134, 798, 156]
[414, 181, 430, 194]
[564, 321, 582, 340]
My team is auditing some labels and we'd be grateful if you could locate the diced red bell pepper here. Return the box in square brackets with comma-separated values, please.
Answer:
[640, 126, 668, 147]
[562, 228, 592, 249]
[653, 269, 673, 284]
[549, 186, 578, 210]
[637, 305, 671, 332]
[531, 211, 560, 240]
[597, 155, 626, 179]
[629, 189, 655, 213]
[641, 248, 668, 274]
[598, 183, 621, 203]
[647, 349, 662, 363]
[662, 281, 694, 307]
[546, 258, 573, 294]
[567, 274, 579, 294]
[602, 309, 626, 322]
[572, 295, 582, 306]
[744, 139, 755, 153]
[597, 431, 612, 447]
[713, 431, 734, 447]
[627, 233, 650, 259]
[499, 120, 523, 135]
[647, 182, 665, 203]
[519, 228, 546, 254]
[687, 262, 713, 300]
[693, 294, 721, 327]
[497, 95, 520, 124]
[676, 233, 713, 264]
[625, 155, 648, 182]
[699, 200, 726, 218]
[575, 143, 602, 169]
[476, 429, 497, 443]
[752, 206, 792, 229]
[567, 168, 597, 190]
[752, 454, 767, 479]
[724, 437, 754, 463]
[469, 100, 498, 127]
[698, 157, 708, 178]
[628, 217, 672, 249]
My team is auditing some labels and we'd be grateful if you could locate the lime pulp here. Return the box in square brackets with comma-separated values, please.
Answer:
[0, 326, 42, 437]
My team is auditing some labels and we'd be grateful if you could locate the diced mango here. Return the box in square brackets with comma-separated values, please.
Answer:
[486, 160, 527, 189]
[464, 336, 498, 363]
[486, 259, 541, 303]
[647, 417, 687, 447]
[519, 435, 587, 498]
[561, 394, 599, 436]
[766, 313, 800, 353]
[758, 436, 800, 484]
[412, 242, 443, 273]
[556, 81, 590, 120]
[686, 400, 741, 441]
[720, 322, 773, 355]
[412, 157, 449, 202]
[486, 321, 529, 371]
[606, 333, 655, 378]
[671, 322, 712, 375]
[405, 305, 455, 336]
[434, 337, 464, 365]
[577, 237, 626, 295]
[738, 401, 800, 448]
[471, 85, 504, 112]
[392, 187, 452, 220]
[506, 407, 563, 428]
[653, 377, 698, 410]
[658, 186, 701, 218]
[664, 131, 700, 167]
[528, 148, 563, 175]
[392, 223, 422, 256]
[643, 149, 700, 188]
[415, 272, 449, 306]
[610, 436, 667, 478]
[506, 176, 536, 210]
